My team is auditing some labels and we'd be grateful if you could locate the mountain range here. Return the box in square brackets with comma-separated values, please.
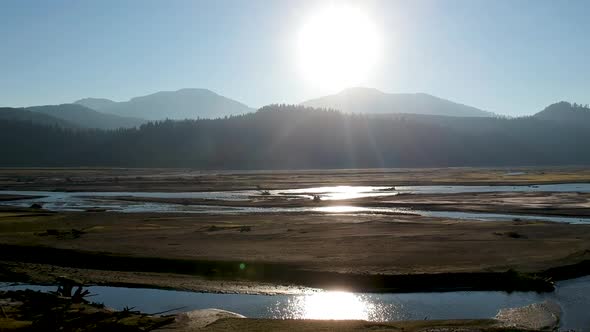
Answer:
[0, 88, 588, 133]
[301, 87, 495, 117]
[26, 104, 145, 129]
[0, 104, 145, 130]
[75, 88, 254, 121]
[0, 107, 73, 127]
[1, 103, 589, 168]
[74, 87, 493, 120]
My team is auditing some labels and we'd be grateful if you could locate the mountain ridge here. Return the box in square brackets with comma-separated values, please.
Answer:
[0, 107, 75, 128]
[301, 87, 495, 118]
[1, 104, 589, 168]
[74, 98, 117, 111]
[533, 101, 590, 127]
[26, 104, 146, 129]
[9, 86, 589, 129]
[75, 88, 254, 120]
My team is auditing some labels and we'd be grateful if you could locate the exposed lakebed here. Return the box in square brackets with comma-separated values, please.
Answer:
[2, 182, 590, 330]
[1, 183, 590, 223]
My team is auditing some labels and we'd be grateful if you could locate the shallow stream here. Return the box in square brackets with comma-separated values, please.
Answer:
[2, 276, 589, 330]
[1, 183, 590, 223]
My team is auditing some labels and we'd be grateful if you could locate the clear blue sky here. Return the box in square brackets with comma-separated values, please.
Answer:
[1, 0, 588, 116]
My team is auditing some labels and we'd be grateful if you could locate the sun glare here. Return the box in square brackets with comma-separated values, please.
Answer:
[299, 291, 372, 320]
[298, 5, 381, 91]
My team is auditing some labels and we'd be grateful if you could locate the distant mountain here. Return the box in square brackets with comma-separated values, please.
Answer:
[0, 107, 74, 127]
[75, 88, 254, 120]
[26, 104, 145, 130]
[533, 101, 590, 127]
[75, 98, 117, 111]
[302, 87, 494, 117]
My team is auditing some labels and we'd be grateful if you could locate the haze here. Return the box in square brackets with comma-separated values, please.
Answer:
[2, 1, 590, 331]
[1, 0, 589, 116]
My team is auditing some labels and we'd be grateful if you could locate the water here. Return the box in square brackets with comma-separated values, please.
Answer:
[505, 171, 527, 176]
[2, 195, 589, 223]
[2, 183, 590, 206]
[1, 184, 589, 329]
[417, 210, 590, 225]
[394, 183, 590, 194]
[1, 183, 590, 224]
[274, 186, 397, 200]
[276, 183, 590, 198]
[2, 276, 589, 330]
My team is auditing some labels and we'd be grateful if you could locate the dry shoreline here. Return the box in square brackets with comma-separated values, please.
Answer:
[0, 194, 44, 202]
[1, 208, 590, 293]
[198, 318, 525, 332]
[1, 166, 590, 192]
[1, 167, 589, 330]
[2, 244, 589, 294]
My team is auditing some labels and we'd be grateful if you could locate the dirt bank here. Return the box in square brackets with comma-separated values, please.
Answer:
[198, 318, 526, 332]
[1, 166, 589, 192]
[373, 191, 590, 217]
[1, 209, 590, 292]
[0, 194, 44, 202]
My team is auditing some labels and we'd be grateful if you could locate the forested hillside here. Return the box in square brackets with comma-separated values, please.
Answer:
[1, 104, 589, 168]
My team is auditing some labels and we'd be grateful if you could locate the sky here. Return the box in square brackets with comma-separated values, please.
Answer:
[1, 0, 589, 116]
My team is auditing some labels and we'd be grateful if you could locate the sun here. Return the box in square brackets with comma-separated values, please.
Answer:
[298, 5, 380, 91]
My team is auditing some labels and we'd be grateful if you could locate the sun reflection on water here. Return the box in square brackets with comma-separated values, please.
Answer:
[313, 205, 412, 214]
[313, 206, 370, 213]
[272, 291, 390, 321]
[301, 291, 371, 320]
[281, 186, 397, 201]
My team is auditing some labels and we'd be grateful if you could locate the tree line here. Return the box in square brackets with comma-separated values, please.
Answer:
[1, 104, 589, 168]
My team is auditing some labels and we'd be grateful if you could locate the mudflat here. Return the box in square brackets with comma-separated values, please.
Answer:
[1, 167, 589, 331]
[96, 191, 590, 217]
[1, 208, 589, 292]
[198, 318, 517, 332]
[1, 166, 590, 293]
[2, 166, 590, 192]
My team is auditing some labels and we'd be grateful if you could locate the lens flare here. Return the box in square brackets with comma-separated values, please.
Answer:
[298, 5, 381, 91]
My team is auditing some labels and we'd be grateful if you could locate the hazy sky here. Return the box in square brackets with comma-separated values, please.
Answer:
[1, 0, 589, 116]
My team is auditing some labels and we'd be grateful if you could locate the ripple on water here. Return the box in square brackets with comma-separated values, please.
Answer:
[1, 184, 590, 224]
[2, 279, 589, 330]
